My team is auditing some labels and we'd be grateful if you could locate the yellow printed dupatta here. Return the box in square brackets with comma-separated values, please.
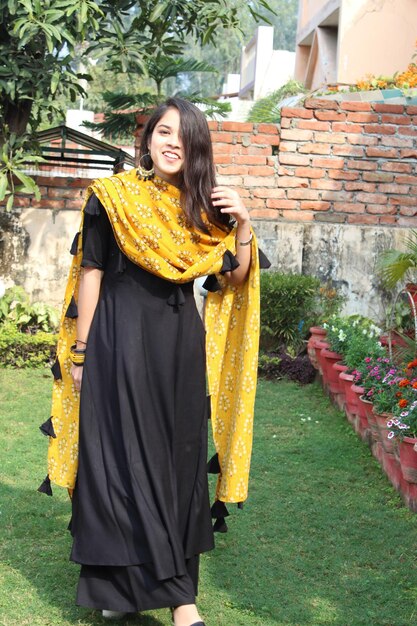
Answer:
[45, 169, 260, 504]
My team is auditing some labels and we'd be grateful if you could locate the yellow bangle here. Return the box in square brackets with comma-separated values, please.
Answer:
[70, 345, 86, 366]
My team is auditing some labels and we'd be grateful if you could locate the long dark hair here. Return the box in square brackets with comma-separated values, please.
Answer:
[139, 97, 231, 233]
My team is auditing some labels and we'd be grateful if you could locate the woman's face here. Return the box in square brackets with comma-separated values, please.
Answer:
[147, 107, 183, 186]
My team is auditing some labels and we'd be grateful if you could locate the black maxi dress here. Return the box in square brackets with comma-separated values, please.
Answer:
[69, 194, 215, 612]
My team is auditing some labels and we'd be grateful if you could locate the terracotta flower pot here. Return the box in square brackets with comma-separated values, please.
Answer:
[339, 371, 357, 423]
[351, 384, 368, 436]
[314, 340, 329, 376]
[398, 436, 417, 483]
[307, 326, 327, 369]
[360, 396, 379, 442]
[332, 362, 348, 409]
[321, 349, 344, 393]
[373, 411, 395, 453]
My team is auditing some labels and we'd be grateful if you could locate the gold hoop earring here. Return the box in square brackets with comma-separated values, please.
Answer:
[137, 153, 155, 180]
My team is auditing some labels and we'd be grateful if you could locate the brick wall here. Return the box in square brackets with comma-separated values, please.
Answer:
[7, 175, 91, 212]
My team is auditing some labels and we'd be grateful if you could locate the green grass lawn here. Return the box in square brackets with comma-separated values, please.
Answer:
[0, 369, 416, 626]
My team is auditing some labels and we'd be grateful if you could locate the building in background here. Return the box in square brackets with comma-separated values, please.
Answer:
[295, 0, 417, 90]
[220, 26, 296, 121]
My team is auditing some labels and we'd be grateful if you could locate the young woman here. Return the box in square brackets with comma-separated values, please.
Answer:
[42, 98, 263, 625]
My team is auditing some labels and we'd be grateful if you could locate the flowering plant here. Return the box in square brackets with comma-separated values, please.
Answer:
[355, 357, 417, 418]
[323, 315, 382, 370]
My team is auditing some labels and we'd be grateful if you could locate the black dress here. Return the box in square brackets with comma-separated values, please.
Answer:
[69, 195, 215, 612]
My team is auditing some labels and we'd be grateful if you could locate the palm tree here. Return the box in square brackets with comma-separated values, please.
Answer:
[377, 230, 417, 289]
[84, 55, 230, 140]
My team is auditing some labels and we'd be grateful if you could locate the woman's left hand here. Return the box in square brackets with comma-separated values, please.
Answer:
[211, 186, 250, 226]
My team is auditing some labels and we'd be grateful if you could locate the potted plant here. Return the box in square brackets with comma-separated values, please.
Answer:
[377, 229, 417, 290]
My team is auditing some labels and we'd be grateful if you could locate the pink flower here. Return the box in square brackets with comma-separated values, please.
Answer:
[387, 420, 393, 427]
[387, 431, 395, 439]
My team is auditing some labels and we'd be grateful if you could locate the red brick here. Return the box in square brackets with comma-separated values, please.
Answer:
[363, 172, 394, 183]
[333, 202, 364, 213]
[257, 123, 279, 134]
[294, 167, 325, 179]
[312, 157, 344, 169]
[311, 179, 343, 191]
[372, 103, 405, 113]
[210, 132, 235, 143]
[382, 162, 413, 173]
[277, 176, 309, 188]
[348, 134, 379, 146]
[240, 146, 272, 155]
[314, 213, 346, 224]
[266, 156, 278, 167]
[400, 149, 417, 159]
[315, 111, 347, 121]
[217, 165, 248, 175]
[356, 192, 387, 204]
[212, 143, 237, 155]
[328, 170, 359, 180]
[287, 189, 319, 200]
[244, 198, 268, 209]
[332, 122, 363, 133]
[333, 145, 364, 157]
[234, 155, 267, 165]
[395, 175, 417, 184]
[243, 176, 276, 187]
[214, 155, 232, 164]
[315, 131, 346, 144]
[346, 112, 379, 123]
[383, 136, 413, 147]
[237, 188, 250, 198]
[266, 199, 297, 209]
[364, 124, 396, 135]
[406, 106, 417, 114]
[278, 166, 294, 176]
[253, 188, 286, 199]
[296, 120, 330, 131]
[345, 182, 376, 192]
[250, 208, 279, 219]
[208, 121, 219, 130]
[366, 204, 397, 215]
[380, 216, 397, 225]
[251, 134, 280, 145]
[398, 127, 417, 136]
[64, 199, 83, 210]
[322, 191, 353, 202]
[298, 143, 331, 154]
[281, 107, 314, 118]
[31, 198, 64, 209]
[347, 160, 377, 171]
[48, 187, 83, 199]
[379, 183, 410, 194]
[300, 201, 330, 211]
[365, 147, 399, 158]
[278, 141, 298, 153]
[389, 195, 417, 206]
[281, 210, 315, 221]
[347, 214, 379, 224]
[399, 206, 417, 216]
[221, 121, 253, 132]
[36, 176, 90, 188]
[280, 118, 292, 129]
[247, 166, 275, 176]
[8, 196, 31, 208]
[398, 216, 417, 226]
[340, 102, 372, 112]
[279, 153, 310, 166]
[381, 114, 411, 125]
[304, 98, 339, 110]
[280, 129, 313, 141]
[216, 175, 243, 186]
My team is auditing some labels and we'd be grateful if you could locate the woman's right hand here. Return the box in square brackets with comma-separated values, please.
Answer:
[71, 364, 83, 392]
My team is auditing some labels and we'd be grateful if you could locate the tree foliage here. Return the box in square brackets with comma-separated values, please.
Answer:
[0, 0, 273, 208]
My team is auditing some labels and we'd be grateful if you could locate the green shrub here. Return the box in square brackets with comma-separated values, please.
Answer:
[260, 272, 320, 351]
[0, 286, 59, 333]
[0, 322, 57, 368]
